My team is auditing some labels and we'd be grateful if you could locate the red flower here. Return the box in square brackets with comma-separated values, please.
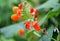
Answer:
[30, 7, 34, 13]
[25, 24, 30, 29]
[32, 21, 40, 31]
[17, 10, 22, 18]
[34, 9, 38, 14]
[11, 14, 19, 21]
[31, 12, 36, 16]
[13, 6, 20, 13]
[24, 19, 30, 29]
[30, 8, 38, 16]
[18, 28, 24, 36]
[18, 3, 22, 9]
[34, 9, 38, 18]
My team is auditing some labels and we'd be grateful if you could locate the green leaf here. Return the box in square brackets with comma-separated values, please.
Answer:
[39, 7, 60, 26]
[8, 0, 18, 4]
[39, 13, 48, 26]
[38, 25, 54, 41]
[0, 0, 8, 7]
[35, 0, 59, 9]
[0, 22, 25, 37]
[47, 8, 60, 18]
[0, 35, 15, 41]
[26, 30, 34, 38]
[57, 33, 60, 41]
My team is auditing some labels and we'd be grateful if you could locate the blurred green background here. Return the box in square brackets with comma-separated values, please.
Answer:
[0, 0, 60, 41]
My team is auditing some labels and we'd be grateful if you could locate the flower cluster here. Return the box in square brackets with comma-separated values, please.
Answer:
[11, 3, 41, 36]
[11, 4, 23, 21]
[24, 19, 41, 31]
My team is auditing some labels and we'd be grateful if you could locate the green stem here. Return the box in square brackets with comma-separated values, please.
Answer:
[33, 31, 41, 37]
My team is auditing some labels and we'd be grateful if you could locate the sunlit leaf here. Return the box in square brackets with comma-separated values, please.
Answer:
[0, 22, 25, 37]
[36, 0, 59, 9]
